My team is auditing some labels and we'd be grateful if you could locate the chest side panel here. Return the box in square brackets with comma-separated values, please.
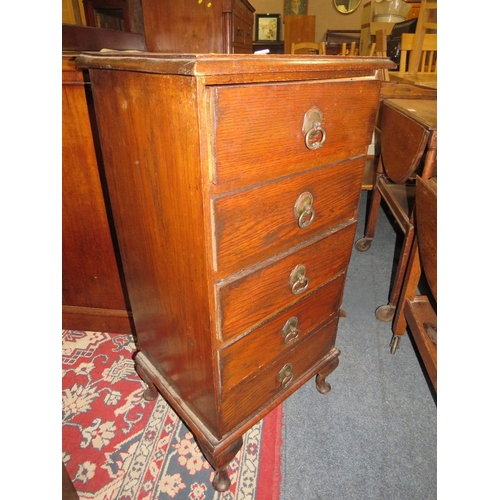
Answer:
[89, 69, 219, 435]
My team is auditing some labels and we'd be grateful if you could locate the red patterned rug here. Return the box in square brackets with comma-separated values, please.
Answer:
[62, 330, 282, 500]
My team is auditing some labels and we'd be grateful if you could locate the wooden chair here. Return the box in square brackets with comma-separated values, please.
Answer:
[408, 0, 437, 78]
[340, 41, 358, 56]
[291, 41, 326, 55]
[398, 33, 437, 77]
[355, 99, 436, 323]
[390, 176, 437, 392]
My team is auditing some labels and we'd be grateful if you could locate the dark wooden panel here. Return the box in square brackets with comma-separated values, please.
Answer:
[62, 24, 146, 51]
[141, 0, 224, 53]
[62, 56, 132, 333]
[88, 68, 218, 431]
[62, 463, 79, 500]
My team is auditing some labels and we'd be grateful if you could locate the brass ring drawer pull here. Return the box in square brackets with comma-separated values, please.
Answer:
[282, 316, 301, 344]
[278, 363, 294, 389]
[294, 191, 315, 229]
[303, 106, 326, 151]
[290, 264, 310, 295]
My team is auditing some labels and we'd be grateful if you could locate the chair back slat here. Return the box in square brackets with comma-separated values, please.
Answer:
[291, 42, 326, 55]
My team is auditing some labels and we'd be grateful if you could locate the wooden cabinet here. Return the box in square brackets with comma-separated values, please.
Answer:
[77, 52, 392, 491]
[141, 0, 254, 53]
[225, 0, 255, 53]
[80, 0, 254, 53]
[62, 54, 133, 333]
[82, 0, 145, 34]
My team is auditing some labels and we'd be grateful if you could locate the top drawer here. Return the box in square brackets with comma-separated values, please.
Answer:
[210, 79, 380, 191]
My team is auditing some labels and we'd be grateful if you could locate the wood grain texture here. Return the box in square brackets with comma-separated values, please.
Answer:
[221, 319, 339, 431]
[89, 69, 218, 433]
[62, 56, 132, 332]
[213, 157, 364, 277]
[379, 102, 430, 183]
[141, 0, 221, 53]
[219, 274, 345, 392]
[415, 176, 437, 301]
[211, 81, 379, 191]
[82, 53, 390, 478]
[217, 223, 356, 342]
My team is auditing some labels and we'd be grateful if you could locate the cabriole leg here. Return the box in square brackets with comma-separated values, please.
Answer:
[315, 347, 341, 395]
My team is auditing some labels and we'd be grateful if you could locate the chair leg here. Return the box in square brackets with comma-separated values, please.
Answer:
[390, 238, 421, 354]
[375, 223, 415, 322]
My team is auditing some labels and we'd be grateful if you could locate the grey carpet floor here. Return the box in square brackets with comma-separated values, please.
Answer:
[279, 190, 437, 500]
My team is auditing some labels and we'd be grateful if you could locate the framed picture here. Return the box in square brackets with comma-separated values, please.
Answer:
[255, 14, 281, 42]
[284, 0, 308, 16]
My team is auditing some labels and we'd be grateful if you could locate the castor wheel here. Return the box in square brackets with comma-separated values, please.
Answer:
[375, 304, 396, 322]
[390, 335, 400, 355]
[355, 237, 372, 252]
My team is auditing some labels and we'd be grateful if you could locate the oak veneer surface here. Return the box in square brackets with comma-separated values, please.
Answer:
[62, 55, 132, 333]
[77, 52, 394, 490]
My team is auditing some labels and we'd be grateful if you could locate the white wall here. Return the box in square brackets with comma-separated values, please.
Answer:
[250, 0, 364, 42]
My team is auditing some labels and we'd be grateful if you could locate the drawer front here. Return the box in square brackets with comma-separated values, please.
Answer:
[217, 222, 356, 342]
[233, 15, 252, 47]
[213, 157, 363, 277]
[221, 318, 339, 432]
[232, 0, 254, 24]
[211, 79, 379, 190]
[219, 273, 345, 392]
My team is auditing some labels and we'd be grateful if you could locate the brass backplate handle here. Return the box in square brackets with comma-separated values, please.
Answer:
[282, 316, 301, 344]
[289, 264, 310, 295]
[278, 363, 294, 389]
[302, 106, 326, 150]
[294, 191, 315, 228]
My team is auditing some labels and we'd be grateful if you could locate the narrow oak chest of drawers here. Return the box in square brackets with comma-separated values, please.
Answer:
[77, 53, 392, 491]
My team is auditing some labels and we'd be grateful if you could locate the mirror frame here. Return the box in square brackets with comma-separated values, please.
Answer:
[333, 0, 361, 15]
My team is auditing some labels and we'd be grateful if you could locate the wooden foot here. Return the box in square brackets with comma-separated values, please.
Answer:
[212, 469, 231, 492]
[197, 436, 243, 492]
[135, 357, 158, 401]
[315, 347, 341, 395]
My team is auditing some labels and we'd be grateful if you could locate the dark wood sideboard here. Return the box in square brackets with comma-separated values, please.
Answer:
[81, 0, 255, 53]
[62, 54, 134, 333]
[76, 52, 393, 491]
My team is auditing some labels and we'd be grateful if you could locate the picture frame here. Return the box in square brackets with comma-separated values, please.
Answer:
[284, 0, 308, 16]
[255, 14, 281, 42]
